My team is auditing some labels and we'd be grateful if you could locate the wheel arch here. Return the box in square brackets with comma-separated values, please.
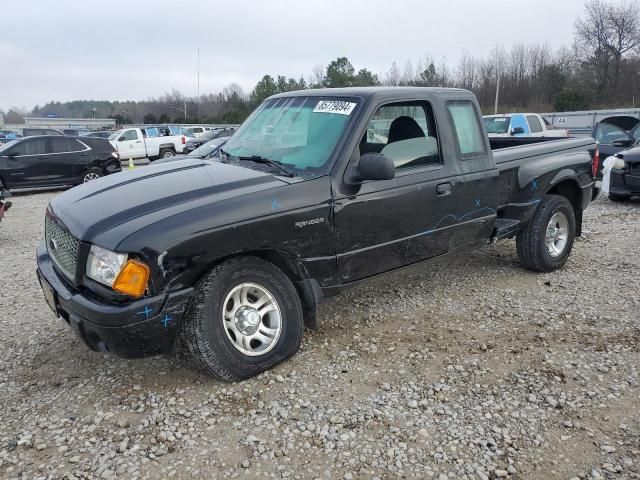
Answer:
[546, 177, 583, 236]
[192, 248, 322, 330]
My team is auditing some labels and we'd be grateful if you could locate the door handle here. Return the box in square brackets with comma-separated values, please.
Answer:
[135, 141, 142, 143]
[436, 182, 452, 196]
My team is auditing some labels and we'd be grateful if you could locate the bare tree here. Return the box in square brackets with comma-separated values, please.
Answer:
[575, 0, 640, 97]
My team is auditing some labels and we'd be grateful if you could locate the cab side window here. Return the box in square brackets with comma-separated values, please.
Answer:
[50, 137, 71, 153]
[10, 138, 47, 156]
[121, 130, 139, 141]
[527, 115, 543, 133]
[446, 100, 486, 158]
[361, 101, 441, 171]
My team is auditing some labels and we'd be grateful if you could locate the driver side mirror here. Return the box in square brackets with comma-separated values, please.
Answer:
[510, 127, 525, 135]
[357, 153, 395, 181]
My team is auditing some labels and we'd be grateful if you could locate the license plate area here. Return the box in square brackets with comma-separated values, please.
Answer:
[39, 276, 58, 315]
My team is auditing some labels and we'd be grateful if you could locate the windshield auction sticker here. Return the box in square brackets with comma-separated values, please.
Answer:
[313, 101, 357, 115]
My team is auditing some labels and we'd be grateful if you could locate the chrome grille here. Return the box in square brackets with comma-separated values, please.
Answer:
[45, 215, 79, 280]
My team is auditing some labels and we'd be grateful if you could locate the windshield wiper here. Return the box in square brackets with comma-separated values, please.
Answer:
[236, 155, 295, 178]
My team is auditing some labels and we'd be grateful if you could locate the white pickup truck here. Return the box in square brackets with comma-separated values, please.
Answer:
[484, 113, 568, 138]
[108, 128, 187, 161]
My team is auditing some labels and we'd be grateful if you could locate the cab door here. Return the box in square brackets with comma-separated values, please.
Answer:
[115, 129, 146, 159]
[334, 100, 463, 283]
[2, 137, 50, 187]
[48, 137, 86, 182]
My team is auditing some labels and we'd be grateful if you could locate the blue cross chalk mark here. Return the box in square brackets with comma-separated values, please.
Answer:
[271, 199, 281, 210]
[160, 315, 172, 328]
[136, 306, 153, 319]
[530, 179, 538, 192]
[475, 199, 481, 208]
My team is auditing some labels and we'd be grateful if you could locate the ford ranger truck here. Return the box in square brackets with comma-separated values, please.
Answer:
[37, 87, 596, 380]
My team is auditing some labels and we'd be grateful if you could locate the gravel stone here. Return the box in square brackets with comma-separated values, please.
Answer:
[1, 193, 639, 479]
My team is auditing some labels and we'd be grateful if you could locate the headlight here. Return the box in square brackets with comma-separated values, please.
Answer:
[612, 158, 626, 169]
[86, 245, 127, 287]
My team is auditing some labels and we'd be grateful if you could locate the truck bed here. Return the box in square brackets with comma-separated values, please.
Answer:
[490, 137, 596, 239]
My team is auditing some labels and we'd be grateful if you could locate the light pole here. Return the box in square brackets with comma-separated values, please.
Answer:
[197, 47, 200, 120]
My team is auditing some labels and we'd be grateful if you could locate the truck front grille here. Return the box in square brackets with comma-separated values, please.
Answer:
[45, 215, 79, 281]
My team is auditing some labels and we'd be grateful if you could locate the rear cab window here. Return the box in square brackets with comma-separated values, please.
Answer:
[446, 100, 486, 158]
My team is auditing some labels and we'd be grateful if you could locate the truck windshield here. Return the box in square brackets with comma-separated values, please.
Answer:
[484, 116, 511, 134]
[223, 96, 359, 174]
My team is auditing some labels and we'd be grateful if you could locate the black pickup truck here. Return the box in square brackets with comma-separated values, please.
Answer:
[37, 87, 596, 380]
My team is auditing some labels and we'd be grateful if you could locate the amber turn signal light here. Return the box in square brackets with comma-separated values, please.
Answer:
[113, 259, 150, 298]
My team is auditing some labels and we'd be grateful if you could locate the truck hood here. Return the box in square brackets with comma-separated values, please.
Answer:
[49, 159, 286, 245]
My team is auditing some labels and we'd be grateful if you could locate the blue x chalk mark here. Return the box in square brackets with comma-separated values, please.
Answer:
[136, 306, 153, 319]
[161, 315, 172, 328]
[475, 199, 481, 208]
[530, 179, 538, 192]
[271, 199, 281, 210]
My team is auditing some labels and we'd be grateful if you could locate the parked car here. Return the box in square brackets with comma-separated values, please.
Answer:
[36, 87, 595, 380]
[484, 113, 568, 137]
[0, 130, 18, 140]
[63, 129, 92, 136]
[181, 126, 207, 138]
[591, 116, 640, 179]
[108, 127, 186, 160]
[83, 131, 113, 139]
[604, 142, 640, 202]
[154, 137, 229, 164]
[0, 136, 121, 188]
[23, 128, 65, 137]
[184, 127, 237, 152]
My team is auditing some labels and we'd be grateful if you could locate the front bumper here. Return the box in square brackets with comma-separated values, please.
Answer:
[36, 243, 193, 358]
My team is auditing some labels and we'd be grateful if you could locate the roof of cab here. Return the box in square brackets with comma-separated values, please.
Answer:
[269, 86, 470, 99]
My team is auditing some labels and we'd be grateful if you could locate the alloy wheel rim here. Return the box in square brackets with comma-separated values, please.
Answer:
[163, 151, 174, 158]
[222, 282, 282, 356]
[545, 211, 569, 257]
[83, 172, 100, 182]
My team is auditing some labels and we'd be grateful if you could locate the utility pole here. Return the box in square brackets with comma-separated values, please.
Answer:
[197, 47, 200, 120]
[494, 72, 501, 115]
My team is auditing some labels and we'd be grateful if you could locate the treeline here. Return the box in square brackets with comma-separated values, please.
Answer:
[3, 0, 639, 125]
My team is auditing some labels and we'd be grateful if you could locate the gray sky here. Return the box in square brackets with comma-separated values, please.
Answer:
[1, 0, 588, 111]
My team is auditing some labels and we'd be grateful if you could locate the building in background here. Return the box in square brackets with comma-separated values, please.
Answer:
[0, 116, 116, 133]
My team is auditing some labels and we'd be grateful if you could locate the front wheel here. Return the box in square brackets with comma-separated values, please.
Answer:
[178, 256, 303, 381]
[516, 195, 576, 272]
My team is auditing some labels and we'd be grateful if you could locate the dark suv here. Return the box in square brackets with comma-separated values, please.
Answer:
[0, 136, 121, 189]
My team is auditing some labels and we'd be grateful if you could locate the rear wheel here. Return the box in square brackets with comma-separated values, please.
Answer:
[82, 168, 102, 183]
[159, 148, 175, 159]
[516, 195, 576, 272]
[608, 193, 630, 202]
[178, 256, 303, 381]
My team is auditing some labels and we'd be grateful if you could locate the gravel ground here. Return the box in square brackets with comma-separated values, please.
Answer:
[0, 191, 638, 480]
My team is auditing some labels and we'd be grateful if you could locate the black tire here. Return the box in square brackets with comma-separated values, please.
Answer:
[516, 195, 576, 272]
[608, 193, 630, 202]
[178, 256, 303, 381]
[82, 167, 103, 183]
[159, 148, 175, 159]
